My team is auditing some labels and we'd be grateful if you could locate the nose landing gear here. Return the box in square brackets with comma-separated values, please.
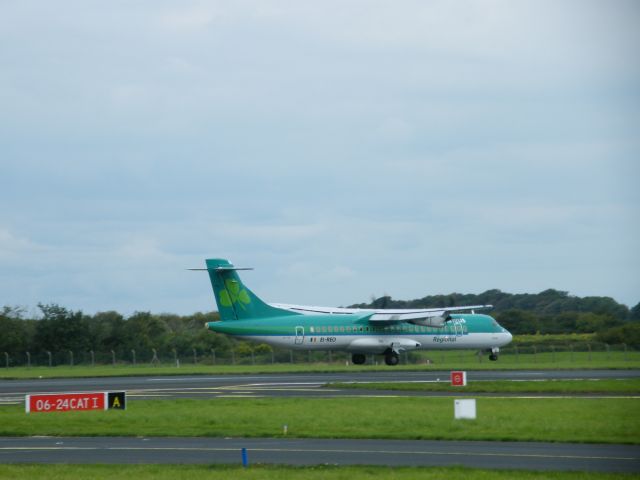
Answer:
[488, 347, 500, 361]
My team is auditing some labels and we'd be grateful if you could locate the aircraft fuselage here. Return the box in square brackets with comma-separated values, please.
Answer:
[207, 312, 511, 354]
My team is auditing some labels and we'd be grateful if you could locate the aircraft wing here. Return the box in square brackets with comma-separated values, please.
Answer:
[270, 303, 492, 327]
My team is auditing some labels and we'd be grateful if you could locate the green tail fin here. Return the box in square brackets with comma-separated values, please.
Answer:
[205, 258, 298, 321]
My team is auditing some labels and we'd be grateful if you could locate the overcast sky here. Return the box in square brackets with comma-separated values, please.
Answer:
[1, 0, 638, 316]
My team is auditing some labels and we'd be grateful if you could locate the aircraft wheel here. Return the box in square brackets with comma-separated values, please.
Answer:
[489, 353, 498, 361]
[384, 353, 400, 366]
[352, 353, 366, 365]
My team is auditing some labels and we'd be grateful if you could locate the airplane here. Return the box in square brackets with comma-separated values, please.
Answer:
[197, 258, 512, 366]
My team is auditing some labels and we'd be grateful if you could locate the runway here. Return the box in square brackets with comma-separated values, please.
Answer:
[1, 370, 639, 473]
[1, 436, 638, 472]
[1, 369, 638, 404]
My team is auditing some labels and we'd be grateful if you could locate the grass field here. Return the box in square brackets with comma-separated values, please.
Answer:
[328, 379, 640, 394]
[2, 397, 639, 444]
[1, 349, 639, 379]
[0, 465, 633, 480]
[0, 465, 634, 480]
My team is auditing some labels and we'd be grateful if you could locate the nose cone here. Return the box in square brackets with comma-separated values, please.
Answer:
[504, 329, 513, 345]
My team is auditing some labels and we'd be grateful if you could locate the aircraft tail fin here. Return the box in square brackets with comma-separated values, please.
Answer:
[201, 258, 298, 321]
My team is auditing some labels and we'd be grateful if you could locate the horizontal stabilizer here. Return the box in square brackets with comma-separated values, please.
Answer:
[188, 267, 254, 271]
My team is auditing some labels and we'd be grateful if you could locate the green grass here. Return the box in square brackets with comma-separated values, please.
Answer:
[2, 397, 639, 444]
[0, 465, 632, 480]
[328, 379, 640, 394]
[1, 349, 639, 379]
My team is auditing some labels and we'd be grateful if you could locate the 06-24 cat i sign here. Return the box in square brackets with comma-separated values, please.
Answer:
[25, 391, 126, 413]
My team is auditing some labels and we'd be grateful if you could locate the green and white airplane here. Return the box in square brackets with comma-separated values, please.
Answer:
[200, 258, 512, 366]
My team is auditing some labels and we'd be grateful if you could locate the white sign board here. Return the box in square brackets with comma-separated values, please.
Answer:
[454, 399, 476, 419]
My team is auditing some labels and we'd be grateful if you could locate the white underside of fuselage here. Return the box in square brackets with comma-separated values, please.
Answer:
[234, 332, 511, 354]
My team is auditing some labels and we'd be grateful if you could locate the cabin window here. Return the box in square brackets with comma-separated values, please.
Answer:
[321, 326, 327, 333]
[328, 326, 333, 332]
[310, 326, 315, 333]
[346, 326, 352, 332]
[340, 326, 345, 332]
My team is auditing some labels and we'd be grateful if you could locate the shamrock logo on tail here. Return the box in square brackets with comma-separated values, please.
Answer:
[219, 279, 251, 310]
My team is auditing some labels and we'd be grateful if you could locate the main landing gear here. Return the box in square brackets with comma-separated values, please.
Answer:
[351, 353, 366, 365]
[384, 351, 399, 366]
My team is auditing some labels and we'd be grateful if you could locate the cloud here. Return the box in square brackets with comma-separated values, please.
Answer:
[0, 0, 638, 313]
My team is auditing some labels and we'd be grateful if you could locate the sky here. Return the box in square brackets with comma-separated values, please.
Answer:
[1, 0, 639, 316]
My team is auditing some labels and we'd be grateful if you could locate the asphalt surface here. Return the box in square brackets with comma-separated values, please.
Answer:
[2, 370, 638, 473]
[1, 436, 638, 472]
[2, 369, 639, 403]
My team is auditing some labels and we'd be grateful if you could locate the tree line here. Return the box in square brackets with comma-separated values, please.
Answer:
[352, 288, 640, 345]
[2, 289, 639, 365]
[0, 305, 235, 366]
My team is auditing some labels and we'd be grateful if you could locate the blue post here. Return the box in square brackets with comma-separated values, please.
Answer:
[241, 447, 248, 467]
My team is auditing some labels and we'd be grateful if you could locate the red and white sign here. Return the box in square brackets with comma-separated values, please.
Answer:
[451, 371, 467, 386]
[26, 392, 106, 413]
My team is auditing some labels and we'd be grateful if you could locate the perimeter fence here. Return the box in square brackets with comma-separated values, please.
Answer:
[2, 342, 639, 368]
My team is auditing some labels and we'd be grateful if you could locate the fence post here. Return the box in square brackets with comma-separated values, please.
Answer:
[533, 346, 537, 363]
[211, 349, 216, 365]
[90, 350, 95, 367]
[4, 352, 8, 368]
[26, 351, 31, 368]
[193, 348, 198, 365]
[515, 345, 519, 364]
[588, 344, 592, 362]
[151, 348, 159, 366]
[69, 350, 74, 367]
[569, 345, 573, 362]
[271, 350, 275, 364]
[251, 349, 255, 365]
[231, 348, 236, 365]
[47, 351, 52, 367]
[289, 350, 293, 363]
[172, 348, 178, 367]
[111, 350, 116, 367]
[605, 344, 610, 360]
[477, 350, 482, 363]
[131, 349, 136, 366]
[328, 350, 333, 363]
[623, 343, 628, 361]
[551, 346, 555, 363]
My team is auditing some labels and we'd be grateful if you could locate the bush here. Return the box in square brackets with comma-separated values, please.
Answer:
[596, 323, 640, 347]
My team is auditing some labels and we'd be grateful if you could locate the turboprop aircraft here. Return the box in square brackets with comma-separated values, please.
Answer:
[198, 258, 512, 366]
